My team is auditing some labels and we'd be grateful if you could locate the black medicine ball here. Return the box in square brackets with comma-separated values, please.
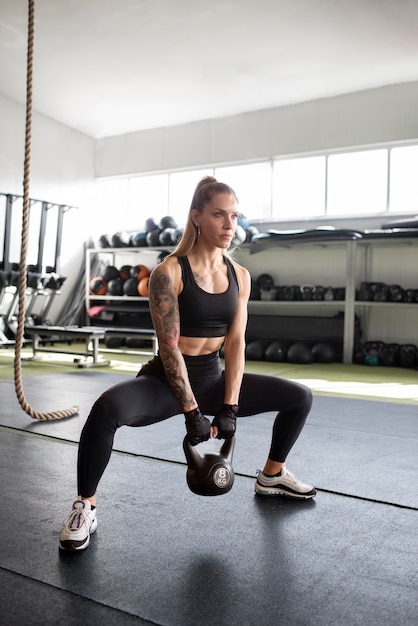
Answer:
[257, 273, 274, 287]
[111, 232, 131, 248]
[98, 234, 110, 248]
[312, 342, 336, 363]
[265, 340, 288, 362]
[159, 228, 176, 246]
[287, 342, 313, 364]
[246, 339, 268, 361]
[146, 228, 162, 247]
[157, 250, 171, 263]
[123, 277, 139, 296]
[245, 226, 259, 242]
[173, 226, 184, 244]
[107, 278, 124, 296]
[145, 217, 158, 233]
[102, 265, 120, 283]
[159, 215, 177, 230]
[130, 231, 148, 247]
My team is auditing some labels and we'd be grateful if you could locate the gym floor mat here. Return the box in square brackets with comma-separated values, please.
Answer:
[0, 430, 416, 626]
[1, 370, 417, 507]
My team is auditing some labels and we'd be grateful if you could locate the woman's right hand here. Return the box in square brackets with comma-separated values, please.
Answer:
[184, 408, 211, 446]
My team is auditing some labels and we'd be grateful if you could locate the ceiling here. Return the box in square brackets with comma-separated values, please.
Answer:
[1, 0, 418, 140]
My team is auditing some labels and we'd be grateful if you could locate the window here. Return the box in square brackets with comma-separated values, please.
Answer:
[128, 174, 168, 229]
[272, 156, 326, 218]
[389, 145, 418, 213]
[327, 149, 388, 215]
[92, 142, 418, 234]
[215, 163, 271, 219]
[91, 179, 129, 234]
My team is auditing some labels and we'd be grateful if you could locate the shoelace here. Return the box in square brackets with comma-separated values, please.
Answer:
[68, 503, 90, 530]
[256, 468, 302, 485]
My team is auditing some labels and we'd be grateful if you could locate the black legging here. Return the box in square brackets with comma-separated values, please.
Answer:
[77, 351, 312, 497]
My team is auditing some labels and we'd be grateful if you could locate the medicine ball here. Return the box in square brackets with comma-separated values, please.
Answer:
[265, 340, 288, 362]
[246, 339, 267, 361]
[159, 215, 177, 230]
[138, 276, 150, 296]
[380, 343, 400, 367]
[145, 217, 158, 233]
[131, 264, 150, 281]
[110, 231, 131, 248]
[119, 265, 132, 282]
[89, 277, 107, 295]
[312, 342, 336, 363]
[245, 225, 259, 243]
[159, 228, 176, 246]
[102, 265, 120, 283]
[107, 278, 124, 296]
[123, 277, 139, 296]
[173, 226, 184, 244]
[146, 228, 162, 247]
[257, 273, 274, 287]
[157, 250, 171, 263]
[130, 231, 148, 247]
[125, 337, 148, 349]
[287, 342, 313, 364]
[98, 234, 110, 248]
[399, 344, 417, 368]
[105, 336, 123, 348]
[231, 225, 246, 246]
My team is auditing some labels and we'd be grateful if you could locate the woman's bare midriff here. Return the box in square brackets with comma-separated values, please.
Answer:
[178, 335, 225, 357]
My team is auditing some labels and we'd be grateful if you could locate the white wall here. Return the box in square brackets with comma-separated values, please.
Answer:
[95, 81, 418, 177]
[0, 94, 95, 323]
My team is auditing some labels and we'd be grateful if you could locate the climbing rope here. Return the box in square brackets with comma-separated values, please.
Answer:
[13, 0, 78, 420]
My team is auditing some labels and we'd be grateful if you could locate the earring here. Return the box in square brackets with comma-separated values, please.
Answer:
[196, 224, 201, 238]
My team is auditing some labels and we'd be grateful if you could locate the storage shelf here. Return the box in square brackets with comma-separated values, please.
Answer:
[354, 301, 418, 308]
[86, 240, 418, 364]
[88, 295, 149, 302]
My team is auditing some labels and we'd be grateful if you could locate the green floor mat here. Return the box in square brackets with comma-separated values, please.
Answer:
[1, 345, 417, 404]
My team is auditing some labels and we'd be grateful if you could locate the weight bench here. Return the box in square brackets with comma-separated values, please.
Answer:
[24, 325, 110, 368]
[103, 328, 158, 355]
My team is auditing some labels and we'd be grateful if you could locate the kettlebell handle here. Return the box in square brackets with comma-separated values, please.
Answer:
[220, 436, 235, 463]
[183, 435, 235, 467]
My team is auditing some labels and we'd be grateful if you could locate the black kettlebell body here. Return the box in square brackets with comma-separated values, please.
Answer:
[183, 436, 235, 496]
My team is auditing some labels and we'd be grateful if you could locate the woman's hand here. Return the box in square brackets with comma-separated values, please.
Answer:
[211, 404, 238, 439]
[184, 408, 211, 445]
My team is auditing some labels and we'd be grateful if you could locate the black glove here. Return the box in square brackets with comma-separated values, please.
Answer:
[212, 404, 238, 440]
[184, 408, 211, 446]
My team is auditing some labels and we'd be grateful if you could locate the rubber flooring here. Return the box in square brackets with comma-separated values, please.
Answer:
[0, 367, 417, 625]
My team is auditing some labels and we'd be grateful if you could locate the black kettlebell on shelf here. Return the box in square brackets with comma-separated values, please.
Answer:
[183, 436, 235, 496]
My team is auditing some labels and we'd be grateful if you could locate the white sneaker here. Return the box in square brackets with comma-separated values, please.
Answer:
[59, 498, 98, 551]
[254, 467, 317, 499]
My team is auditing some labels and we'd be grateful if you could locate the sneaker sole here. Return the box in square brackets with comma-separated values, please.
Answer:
[254, 484, 317, 499]
[59, 518, 98, 551]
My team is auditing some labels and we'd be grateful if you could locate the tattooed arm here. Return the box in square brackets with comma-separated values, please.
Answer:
[148, 259, 197, 412]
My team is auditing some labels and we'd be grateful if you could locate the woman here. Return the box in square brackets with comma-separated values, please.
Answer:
[59, 176, 316, 552]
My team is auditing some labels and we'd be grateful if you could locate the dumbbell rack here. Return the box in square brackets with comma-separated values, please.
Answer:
[0, 192, 75, 347]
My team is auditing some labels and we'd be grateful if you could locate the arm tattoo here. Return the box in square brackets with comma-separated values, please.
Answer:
[149, 268, 194, 409]
[149, 271, 179, 348]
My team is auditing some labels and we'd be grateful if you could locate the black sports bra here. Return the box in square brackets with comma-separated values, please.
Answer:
[177, 256, 239, 338]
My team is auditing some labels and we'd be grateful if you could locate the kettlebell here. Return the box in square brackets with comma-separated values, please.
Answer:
[183, 436, 235, 496]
